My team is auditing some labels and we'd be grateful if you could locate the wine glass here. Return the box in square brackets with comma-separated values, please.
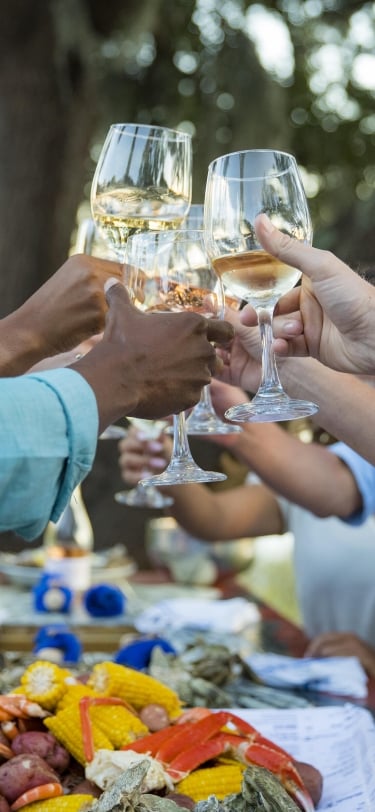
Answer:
[204, 149, 318, 423]
[125, 229, 227, 485]
[91, 123, 192, 260]
[114, 418, 174, 509]
[180, 206, 242, 436]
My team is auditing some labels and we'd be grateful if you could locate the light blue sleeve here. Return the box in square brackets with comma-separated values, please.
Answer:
[0, 368, 98, 540]
[329, 442, 375, 525]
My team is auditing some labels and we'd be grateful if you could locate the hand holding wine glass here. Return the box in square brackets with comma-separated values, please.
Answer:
[114, 417, 173, 509]
[204, 148, 318, 422]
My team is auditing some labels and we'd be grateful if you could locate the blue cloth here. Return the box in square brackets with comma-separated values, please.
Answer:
[0, 369, 98, 540]
[114, 637, 176, 669]
[330, 442, 375, 525]
[84, 583, 126, 617]
[33, 624, 82, 664]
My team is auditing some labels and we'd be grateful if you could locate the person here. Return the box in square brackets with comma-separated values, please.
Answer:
[216, 213, 375, 469]
[0, 278, 233, 541]
[118, 379, 375, 676]
[0, 253, 124, 376]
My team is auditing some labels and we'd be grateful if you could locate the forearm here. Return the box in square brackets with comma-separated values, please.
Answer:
[165, 484, 233, 540]
[227, 415, 361, 518]
[165, 482, 282, 540]
[280, 357, 375, 466]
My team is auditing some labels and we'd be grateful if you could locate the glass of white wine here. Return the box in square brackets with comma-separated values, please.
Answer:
[180, 205, 242, 436]
[91, 123, 192, 260]
[125, 229, 227, 485]
[204, 149, 318, 423]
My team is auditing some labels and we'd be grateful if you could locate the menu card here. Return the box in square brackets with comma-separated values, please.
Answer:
[231, 705, 375, 810]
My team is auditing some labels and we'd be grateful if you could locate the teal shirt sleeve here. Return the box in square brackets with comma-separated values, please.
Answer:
[0, 368, 98, 540]
[329, 442, 375, 525]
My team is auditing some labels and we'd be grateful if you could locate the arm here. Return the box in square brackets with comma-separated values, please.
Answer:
[0, 254, 122, 376]
[210, 378, 363, 519]
[118, 427, 283, 540]
[0, 368, 98, 540]
[0, 281, 234, 540]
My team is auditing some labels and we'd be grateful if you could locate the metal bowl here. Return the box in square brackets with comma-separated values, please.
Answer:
[145, 517, 254, 585]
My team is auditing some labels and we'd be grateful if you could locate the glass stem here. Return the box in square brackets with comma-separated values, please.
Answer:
[256, 306, 285, 398]
[171, 412, 195, 463]
[199, 384, 213, 410]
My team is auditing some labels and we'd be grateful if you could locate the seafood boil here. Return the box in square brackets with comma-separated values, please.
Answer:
[0, 659, 323, 812]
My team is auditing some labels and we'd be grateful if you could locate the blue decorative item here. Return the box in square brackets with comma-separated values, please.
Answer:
[33, 624, 82, 664]
[114, 637, 176, 670]
[83, 583, 126, 618]
[33, 574, 73, 614]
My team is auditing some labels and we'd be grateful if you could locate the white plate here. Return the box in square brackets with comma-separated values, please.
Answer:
[0, 555, 136, 589]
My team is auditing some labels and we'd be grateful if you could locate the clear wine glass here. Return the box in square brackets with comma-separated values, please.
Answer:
[204, 149, 318, 423]
[180, 206, 242, 436]
[91, 123, 192, 261]
[114, 417, 174, 509]
[125, 229, 227, 485]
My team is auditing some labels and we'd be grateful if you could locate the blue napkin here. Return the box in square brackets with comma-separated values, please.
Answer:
[84, 583, 126, 617]
[114, 637, 176, 670]
[33, 623, 82, 664]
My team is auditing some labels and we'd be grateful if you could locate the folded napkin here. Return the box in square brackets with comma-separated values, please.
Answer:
[134, 596, 261, 635]
[247, 652, 368, 699]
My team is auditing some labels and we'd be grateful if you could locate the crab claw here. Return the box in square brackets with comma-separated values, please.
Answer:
[240, 741, 314, 812]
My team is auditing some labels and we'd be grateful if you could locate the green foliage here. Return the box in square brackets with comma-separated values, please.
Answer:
[85, 0, 375, 266]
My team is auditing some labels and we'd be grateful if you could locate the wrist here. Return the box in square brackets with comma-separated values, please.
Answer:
[0, 312, 45, 375]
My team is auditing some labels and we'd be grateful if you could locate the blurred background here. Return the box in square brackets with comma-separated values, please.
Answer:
[1, 0, 374, 599]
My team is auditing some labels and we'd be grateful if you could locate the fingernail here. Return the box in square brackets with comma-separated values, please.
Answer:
[283, 320, 300, 334]
[150, 457, 166, 468]
[104, 277, 120, 293]
[258, 213, 273, 233]
[148, 441, 164, 452]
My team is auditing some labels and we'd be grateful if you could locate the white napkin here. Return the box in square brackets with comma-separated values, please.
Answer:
[134, 596, 261, 635]
[247, 652, 368, 699]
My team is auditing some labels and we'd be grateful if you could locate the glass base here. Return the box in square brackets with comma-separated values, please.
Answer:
[225, 395, 319, 424]
[114, 485, 173, 509]
[141, 460, 227, 486]
[186, 410, 242, 436]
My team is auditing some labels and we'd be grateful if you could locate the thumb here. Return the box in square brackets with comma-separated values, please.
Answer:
[104, 277, 131, 304]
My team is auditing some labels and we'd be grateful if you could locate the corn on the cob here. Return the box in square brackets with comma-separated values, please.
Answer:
[14, 794, 94, 811]
[176, 764, 244, 801]
[45, 702, 113, 764]
[56, 683, 98, 711]
[20, 661, 71, 711]
[90, 703, 149, 748]
[88, 661, 183, 718]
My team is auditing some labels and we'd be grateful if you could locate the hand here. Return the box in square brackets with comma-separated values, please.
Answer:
[4, 254, 122, 369]
[118, 426, 171, 485]
[71, 280, 234, 432]
[254, 213, 375, 374]
[305, 631, 375, 678]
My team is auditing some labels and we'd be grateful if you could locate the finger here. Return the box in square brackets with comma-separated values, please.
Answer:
[274, 288, 301, 315]
[207, 319, 234, 345]
[254, 213, 355, 285]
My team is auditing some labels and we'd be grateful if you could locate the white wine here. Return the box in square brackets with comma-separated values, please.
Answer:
[212, 250, 301, 306]
[92, 188, 187, 253]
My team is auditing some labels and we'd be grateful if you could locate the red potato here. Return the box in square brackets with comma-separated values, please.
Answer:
[11, 732, 70, 773]
[139, 703, 170, 731]
[0, 754, 60, 804]
[294, 760, 323, 808]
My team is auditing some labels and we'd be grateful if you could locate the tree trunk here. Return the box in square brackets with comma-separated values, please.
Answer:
[0, 0, 98, 316]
